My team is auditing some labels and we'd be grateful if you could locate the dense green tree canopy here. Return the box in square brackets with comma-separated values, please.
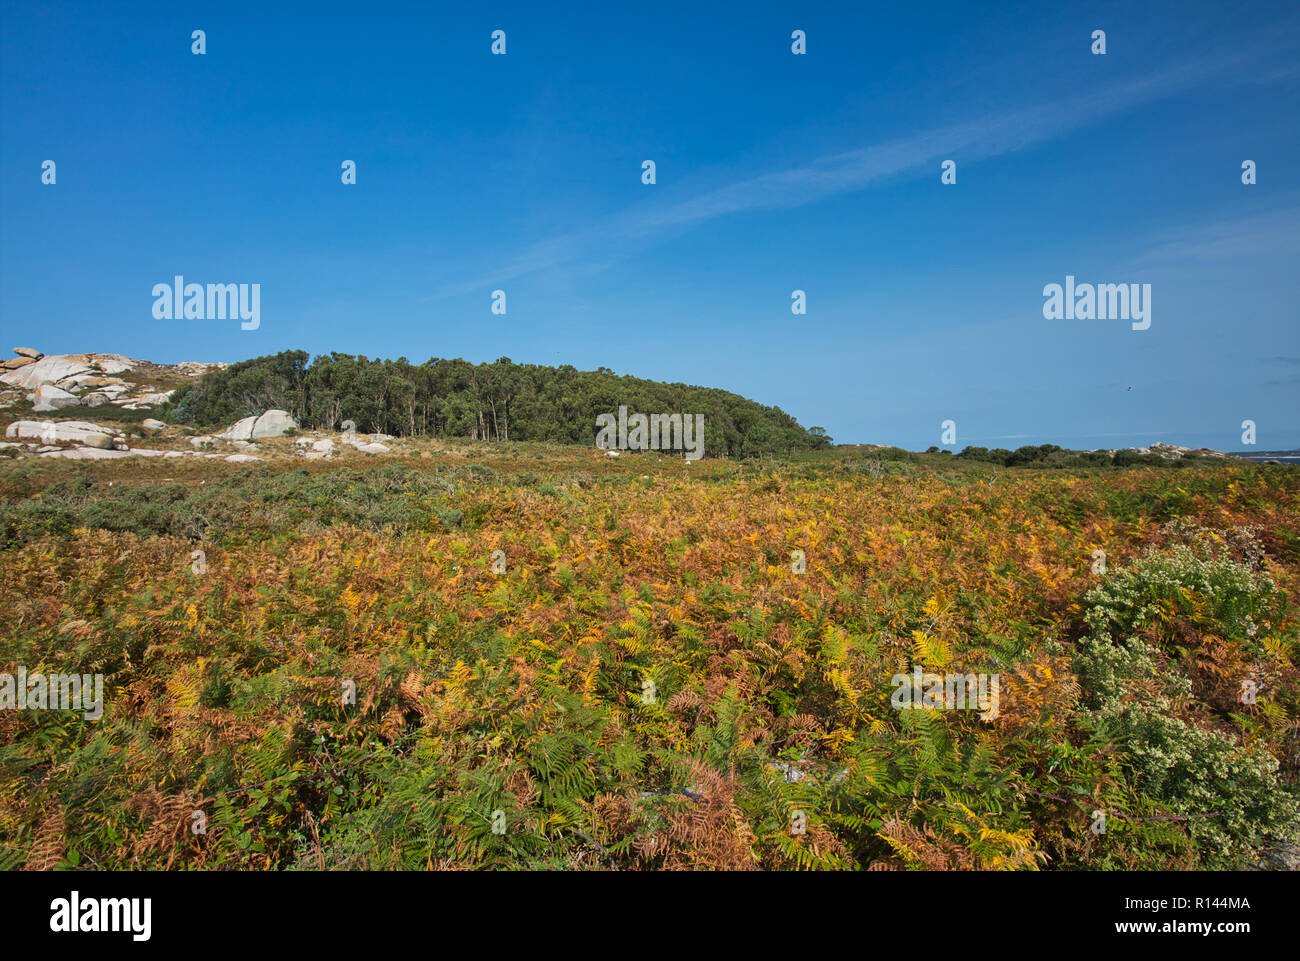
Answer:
[167, 350, 832, 458]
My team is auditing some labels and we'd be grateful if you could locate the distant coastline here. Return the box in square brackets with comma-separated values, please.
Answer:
[1231, 450, 1300, 463]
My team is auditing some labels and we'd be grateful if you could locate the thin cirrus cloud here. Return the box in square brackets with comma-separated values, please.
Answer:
[1084, 431, 1177, 439]
[428, 49, 1272, 300]
[1131, 199, 1300, 267]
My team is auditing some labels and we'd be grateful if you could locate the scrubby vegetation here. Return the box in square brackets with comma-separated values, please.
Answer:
[951, 443, 1224, 469]
[1, 448, 1297, 870]
[164, 350, 831, 458]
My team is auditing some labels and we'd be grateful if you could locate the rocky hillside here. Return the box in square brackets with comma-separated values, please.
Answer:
[0, 346, 225, 413]
[0, 348, 423, 462]
[1101, 442, 1234, 460]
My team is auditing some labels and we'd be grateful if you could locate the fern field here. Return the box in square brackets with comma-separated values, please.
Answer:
[2, 449, 1298, 870]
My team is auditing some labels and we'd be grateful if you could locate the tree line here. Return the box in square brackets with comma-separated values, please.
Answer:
[165, 350, 832, 458]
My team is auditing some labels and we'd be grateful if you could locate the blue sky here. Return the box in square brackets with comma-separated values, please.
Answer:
[2, 0, 1298, 450]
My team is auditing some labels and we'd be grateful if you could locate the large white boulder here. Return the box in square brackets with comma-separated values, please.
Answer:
[219, 416, 258, 440]
[7, 419, 113, 436]
[136, 390, 175, 407]
[250, 409, 297, 437]
[220, 409, 297, 440]
[354, 442, 390, 454]
[39, 447, 130, 460]
[141, 418, 167, 434]
[33, 384, 81, 411]
[6, 420, 120, 448]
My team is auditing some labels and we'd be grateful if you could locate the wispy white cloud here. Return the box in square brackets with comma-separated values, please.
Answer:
[1084, 431, 1177, 438]
[430, 50, 1275, 299]
[1132, 199, 1300, 267]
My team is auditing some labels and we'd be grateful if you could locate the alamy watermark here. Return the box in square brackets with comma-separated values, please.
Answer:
[1043, 275, 1150, 330]
[596, 405, 705, 460]
[50, 892, 150, 941]
[152, 275, 260, 330]
[890, 667, 1000, 720]
[1, 668, 103, 720]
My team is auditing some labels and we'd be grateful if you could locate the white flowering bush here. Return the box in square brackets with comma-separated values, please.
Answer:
[1083, 543, 1281, 655]
[1074, 543, 1300, 868]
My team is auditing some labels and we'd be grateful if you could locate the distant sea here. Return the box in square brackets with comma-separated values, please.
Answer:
[1230, 450, 1300, 464]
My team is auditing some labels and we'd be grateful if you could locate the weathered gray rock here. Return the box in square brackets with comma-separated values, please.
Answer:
[70, 430, 114, 449]
[0, 357, 35, 370]
[86, 354, 135, 375]
[6, 420, 119, 447]
[250, 409, 297, 438]
[7, 419, 101, 437]
[219, 416, 258, 440]
[63, 374, 124, 389]
[1256, 842, 1300, 871]
[13, 347, 43, 359]
[1102, 442, 1234, 461]
[219, 410, 297, 440]
[311, 438, 335, 453]
[141, 418, 167, 434]
[0, 355, 93, 389]
[33, 384, 81, 411]
[39, 447, 131, 460]
[224, 453, 263, 463]
[354, 442, 390, 454]
[173, 361, 226, 376]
